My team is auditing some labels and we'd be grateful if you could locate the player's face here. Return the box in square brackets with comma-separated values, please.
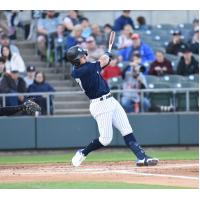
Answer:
[79, 55, 87, 64]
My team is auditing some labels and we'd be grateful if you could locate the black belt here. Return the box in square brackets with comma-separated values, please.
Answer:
[100, 93, 112, 101]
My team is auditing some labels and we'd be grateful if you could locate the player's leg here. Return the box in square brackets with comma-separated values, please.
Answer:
[72, 112, 113, 167]
[112, 99, 158, 166]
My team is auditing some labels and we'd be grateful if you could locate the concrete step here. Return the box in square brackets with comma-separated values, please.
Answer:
[54, 108, 90, 115]
[54, 101, 89, 109]
[20, 48, 36, 55]
[54, 86, 80, 91]
[15, 41, 35, 49]
[48, 80, 72, 87]
[54, 94, 88, 101]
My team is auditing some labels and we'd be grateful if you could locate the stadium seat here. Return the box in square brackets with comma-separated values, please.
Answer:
[145, 75, 160, 84]
[187, 74, 199, 83]
[160, 74, 186, 83]
[155, 24, 175, 31]
[107, 77, 123, 89]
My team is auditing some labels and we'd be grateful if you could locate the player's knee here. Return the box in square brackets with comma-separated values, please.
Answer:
[99, 136, 112, 146]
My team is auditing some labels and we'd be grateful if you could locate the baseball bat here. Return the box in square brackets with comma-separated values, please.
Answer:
[108, 31, 116, 53]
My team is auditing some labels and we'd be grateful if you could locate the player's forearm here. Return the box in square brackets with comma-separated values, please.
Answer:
[0, 105, 23, 116]
[99, 52, 112, 68]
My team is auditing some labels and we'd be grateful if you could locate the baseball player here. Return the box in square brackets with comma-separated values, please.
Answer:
[0, 100, 41, 116]
[66, 45, 159, 167]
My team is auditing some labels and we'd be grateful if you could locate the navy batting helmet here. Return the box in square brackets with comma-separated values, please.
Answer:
[66, 46, 88, 66]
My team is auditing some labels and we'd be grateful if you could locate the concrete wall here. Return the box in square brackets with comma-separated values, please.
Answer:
[0, 113, 198, 150]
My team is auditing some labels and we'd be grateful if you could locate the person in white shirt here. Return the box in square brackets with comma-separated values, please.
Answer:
[1, 45, 26, 73]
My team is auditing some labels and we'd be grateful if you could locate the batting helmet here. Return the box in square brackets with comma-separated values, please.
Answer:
[66, 46, 88, 66]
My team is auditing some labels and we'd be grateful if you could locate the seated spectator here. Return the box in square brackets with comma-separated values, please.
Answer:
[37, 10, 62, 59]
[28, 71, 55, 115]
[122, 52, 147, 79]
[149, 50, 173, 76]
[54, 24, 67, 66]
[101, 54, 122, 82]
[24, 65, 36, 88]
[136, 16, 149, 31]
[121, 64, 150, 113]
[63, 10, 81, 33]
[80, 17, 92, 39]
[0, 33, 20, 55]
[113, 11, 134, 32]
[0, 57, 6, 81]
[118, 33, 155, 66]
[0, 11, 9, 35]
[85, 36, 104, 62]
[189, 27, 199, 54]
[65, 24, 85, 50]
[187, 18, 199, 42]
[91, 24, 106, 47]
[0, 67, 26, 106]
[166, 30, 187, 56]
[177, 46, 199, 76]
[117, 24, 133, 49]
[1, 45, 26, 73]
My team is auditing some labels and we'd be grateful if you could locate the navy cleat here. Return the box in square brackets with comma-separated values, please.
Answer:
[136, 156, 159, 167]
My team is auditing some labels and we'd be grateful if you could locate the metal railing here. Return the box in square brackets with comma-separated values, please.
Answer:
[0, 87, 199, 115]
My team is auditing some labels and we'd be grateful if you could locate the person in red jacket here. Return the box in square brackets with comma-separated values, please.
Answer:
[101, 54, 122, 81]
[149, 50, 173, 76]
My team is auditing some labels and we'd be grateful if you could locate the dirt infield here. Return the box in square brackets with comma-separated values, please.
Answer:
[0, 160, 198, 188]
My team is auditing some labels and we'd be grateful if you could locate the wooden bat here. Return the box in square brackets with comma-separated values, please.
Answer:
[108, 31, 116, 53]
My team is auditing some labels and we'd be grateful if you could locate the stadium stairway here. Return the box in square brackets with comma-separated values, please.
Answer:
[15, 40, 90, 115]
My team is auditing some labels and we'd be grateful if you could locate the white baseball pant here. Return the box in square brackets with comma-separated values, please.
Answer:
[89, 93, 133, 146]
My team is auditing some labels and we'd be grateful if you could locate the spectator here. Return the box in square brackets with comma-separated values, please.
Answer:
[91, 24, 106, 47]
[37, 10, 62, 59]
[0, 57, 6, 81]
[85, 36, 104, 62]
[0, 33, 20, 55]
[149, 50, 173, 76]
[118, 33, 155, 66]
[80, 17, 92, 39]
[187, 18, 199, 42]
[136, 16, 149, 31]
[117, 24, 133, 49]
[63, 10, 80, 33]
[1, 45, 26, 73]
[177, 46, 199, 76]
[122, 52, 146, 79]
[113, 10, 134, 32]
[166, 30, 187, 56]
[24, 65, 36, 88]
[28, 71, 55, 115]
[65, 24, 85, 50]
[0, 67, 26, 106]
[0, 11, 9, 35]
[54, 24, 67, 66]
[121, 63, 150, 113]
[101, 54, 122, 81]
[189, 27, 199, 54]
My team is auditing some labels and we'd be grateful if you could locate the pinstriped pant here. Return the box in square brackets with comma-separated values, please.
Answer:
[89, 97, 133, 146]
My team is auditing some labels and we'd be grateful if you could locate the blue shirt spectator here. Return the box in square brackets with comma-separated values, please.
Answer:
[114, 11, 134, 32]
[65, 24, 85, 50]
[28, 71, 55, 115]
[118, 33, 155, 66]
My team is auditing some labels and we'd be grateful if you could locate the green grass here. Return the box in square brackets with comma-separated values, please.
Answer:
[0, 181, 190, 189]
[0, 148, 198, 165]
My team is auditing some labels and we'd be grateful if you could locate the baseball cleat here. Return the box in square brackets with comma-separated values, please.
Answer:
[72, 149, 86, 167]
[136, 156, 159, 167]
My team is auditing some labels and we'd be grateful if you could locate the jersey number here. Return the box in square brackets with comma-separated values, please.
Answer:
[75, 78, 85, 92]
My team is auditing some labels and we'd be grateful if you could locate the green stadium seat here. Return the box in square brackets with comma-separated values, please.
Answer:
[160, 75, 186, 83]
[187, 74, 199, 83]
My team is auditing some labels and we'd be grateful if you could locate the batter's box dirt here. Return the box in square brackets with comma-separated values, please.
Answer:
[0, 160, 198, 188]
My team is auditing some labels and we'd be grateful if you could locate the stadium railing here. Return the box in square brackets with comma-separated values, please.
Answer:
[0, 88, 198, 115]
